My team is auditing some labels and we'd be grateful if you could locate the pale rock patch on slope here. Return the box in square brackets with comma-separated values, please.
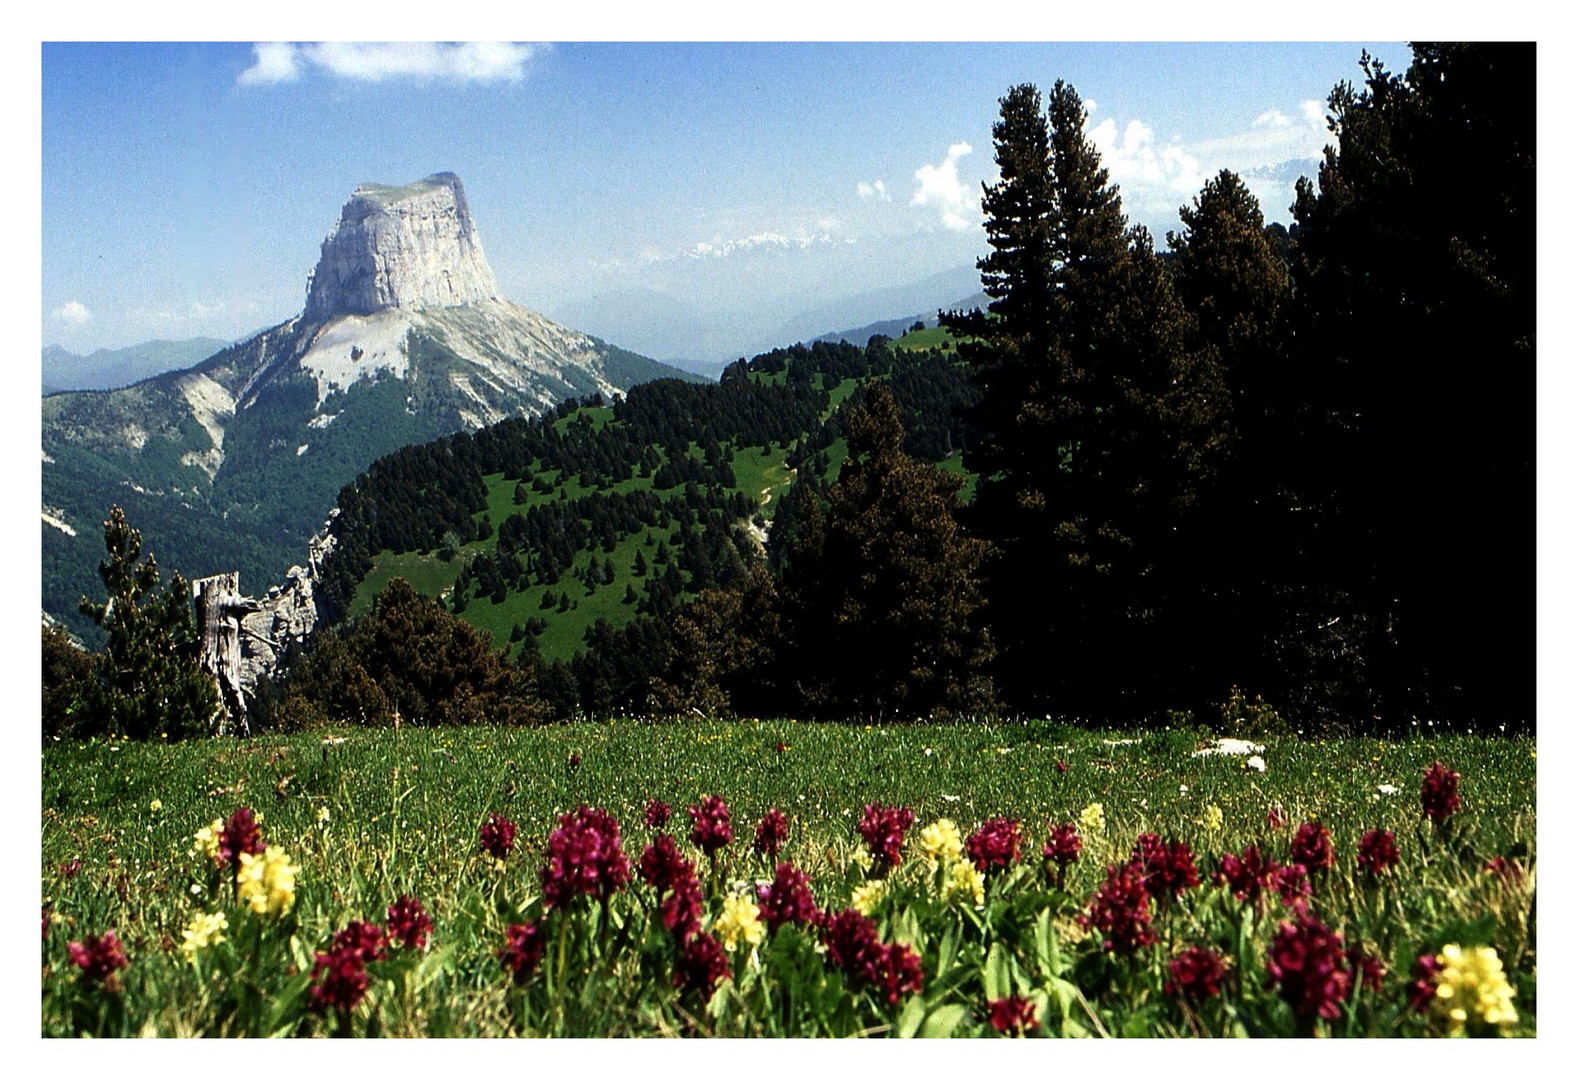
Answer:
[448, 371, 506, 430]
[295, 310, 415, 406]
[422, 299, 618, 405]
[175, 372, 236, 478]
[42, 510, 77, 536]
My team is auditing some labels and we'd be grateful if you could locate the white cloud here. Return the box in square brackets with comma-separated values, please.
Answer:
[686, 232, 835, 259]
[857, 179, 890, 201]
[1301, 99, 1330, 129]
[236, 42, 301, 86]
[51, 300, 91, 325]
[911, 142, 975, 232]
[1255, 108, 1292, 128]
[237, 42, 542, 87]
[1088, 117, 1206, 196]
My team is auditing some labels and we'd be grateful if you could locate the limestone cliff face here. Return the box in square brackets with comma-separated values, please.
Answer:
[303, 173, 499, 321]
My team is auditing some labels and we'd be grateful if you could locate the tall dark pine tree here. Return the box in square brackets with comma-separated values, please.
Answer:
[1289, 43, 1534, 730]
[945, 81, 1219, 717]
[778, 384, 994, 719]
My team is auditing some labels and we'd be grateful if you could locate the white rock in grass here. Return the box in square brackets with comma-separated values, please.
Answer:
[1377, 784, 1400, 796]
[1245, 755, 1267, 773]
[1193, 738, 1267, 757]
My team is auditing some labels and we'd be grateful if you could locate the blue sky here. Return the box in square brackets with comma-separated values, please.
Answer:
[43, 40, 1410, 362]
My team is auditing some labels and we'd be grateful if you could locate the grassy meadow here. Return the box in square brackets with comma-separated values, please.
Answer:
[41, 721, 1536, 1037]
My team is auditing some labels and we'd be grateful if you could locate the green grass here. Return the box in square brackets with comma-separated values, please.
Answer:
[42, 724, 1536, 1036]
[895, 326, 959, 353]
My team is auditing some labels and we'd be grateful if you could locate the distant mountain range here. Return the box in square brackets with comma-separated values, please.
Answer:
[43, 173, 698, 643]
[43, 338, 234, 395]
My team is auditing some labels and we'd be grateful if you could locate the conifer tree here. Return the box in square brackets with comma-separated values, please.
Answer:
[78, 506, 220, 739]
[778, 384, 994, 719]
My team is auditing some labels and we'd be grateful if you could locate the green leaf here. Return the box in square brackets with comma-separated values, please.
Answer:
[895, 993, 928, 1038]
[920, 1003, 971, 1039]
[983, 941, 1010, 1001]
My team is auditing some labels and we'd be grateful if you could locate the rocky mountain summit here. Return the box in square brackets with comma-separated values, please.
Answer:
[43, 173, 696, 644]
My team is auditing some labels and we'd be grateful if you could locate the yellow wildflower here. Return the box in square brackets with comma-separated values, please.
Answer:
[1202, 805, 1224, 832]
[849, 847, 874, 872]
[235, 847, 298, 918]
[316, 806, 331, 825]
[180, 911, 228, 962]
[149, 799, 163, 813]
[918, 819, 963, 865]
[713, 892, 765, 952]
[851, 880, 886, 916]
[192, 819, 223, 862]
[1079, 802, 1105, 834]
[1432, 944, 1518, 1034]
[941, 860, 986, 907]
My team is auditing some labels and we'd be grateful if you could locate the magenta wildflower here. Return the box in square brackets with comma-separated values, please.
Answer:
[1215, 844, 1280, 907]
[775, 740, 788, 754]
[59, 857, 81, 879]
[1166, 946, 1227, 998]
[1266, 805, 1286, 830]
[1356, 829, 1400, 876]
[1408, 952, 1445, 1012]
[1266, 913, 1351, 1021]
[1131, 833, 1200, 901]
[478, 812, 517, 861]
[568, 753, 580, 769]
[1042, 822, 1082, 889]
[688, 795, 733, 858]
[68, 929, 129, 986]
[965, 817, 1024, 875]
[1484, 855, 1524, 885]
[1082, 862, 1157, 955]
[1055, 760, 1069, 775]
[856, 803, 915, 871]
[754, 807, 790, 858]
[1273, 863, 1312, 910]
[987, 995, 1040, 1035]
[497, 921, 546, 982]
[818, 908, 922, 1006]
[869, 940, 925, 1006]
[333, 919, 390, 963]
[660, 874, 705, 939]
[218, 806, 266, 866]
[310, 943, 371, 1013]
[1421, 761, 1462, 825]
[539, 805, 631, 910]
[1346, 944, 1386, 997]
[674, 930, 731, 1003]
[42, 905, 48, 940]
[1289, 821, 1335, 872]
[385, 896, 433, 951]
[757, 862, 819, 932]
[644, 799, 672, 830]
[639, 834, 692, 894]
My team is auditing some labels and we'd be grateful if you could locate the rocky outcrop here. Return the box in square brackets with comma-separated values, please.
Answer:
[236, 511, 339, 694]
[303, 172, 499, 321]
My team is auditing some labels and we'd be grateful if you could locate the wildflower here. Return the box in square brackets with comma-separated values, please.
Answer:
[639, 834, 693, 893]
[1079, 802, 1105, 833]
[539, 805, 631, 910]
[1483, 856, 1524, 885]
[1266, 913, 1351, 1021]
[1357, 829, 1400, 875]
[310, 941, 371, 1013]
[1421, 761, 1462, 825]
[688, 795, 734, 858]
[1289, 821, 1335, 872]
[316, 806, 331, 826]
[868, 940, 925, 1006]
[1056, 760, 1069, 774]
[965, 817, 1024, 875]
[674, 930, 731, 1004]
[643, 799, 671, 830]
[856, 803, 915, 871]
[819, 908, 922, 1006]
[385, 896, 433, 951]
[775, 740, 788, 754]
[1266, 804, 1286, 829]
[660, 874, 706, 939]
[568, 753, 580, 769]
[942, 858, 987, 907]
[917, 818, 963, 865]
[1409, 952, 1445, 1013]
[1202, 804, 1224, 832]
[235, 846, 298, 917]
[753, 807, 790, 858]
[1082, 862, 1156, 955]
[497, 921, 546, 982]
[69, 929, 130, 987]
[1346, 943, 1386, 996]
[1130, 833, 1200, 901]
[59, 857, 81, 879]
[757, 862, 818, 932]
[331, 919, 389, 964]
[851, 880, 886, 916]
[217, 806, 266, 866]
[1429, 944, 1518, 1034]
[987, 995, 1040, 1035]
[1042, 822, 1082, 885]
[149, 799, 162, 813]
[180, 911, 228, 963]
[478, 812, 517, 861]
[714, 892, 765, 952]
[1166, 946, 1226, 998]
[1273, 864, 1312, 910]
[1215, 843, 1280, 906]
